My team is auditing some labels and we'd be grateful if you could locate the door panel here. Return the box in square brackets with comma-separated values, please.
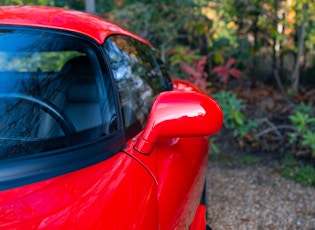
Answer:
[0, 152, 158, 229]
[125, 136, 209, 229]
[156, 137, 209, 229]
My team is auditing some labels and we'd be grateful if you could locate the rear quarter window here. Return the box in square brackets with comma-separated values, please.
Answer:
[104, 35, 171, 137]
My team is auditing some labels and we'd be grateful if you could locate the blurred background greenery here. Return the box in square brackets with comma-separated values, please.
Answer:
[3, 0, 315, 94]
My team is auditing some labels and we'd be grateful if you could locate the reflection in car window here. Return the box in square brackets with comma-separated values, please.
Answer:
[104, 36, 170, 134]
[0, 28, 117, 159]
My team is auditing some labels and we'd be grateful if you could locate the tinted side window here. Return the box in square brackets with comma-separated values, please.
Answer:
[0, 28, 118, 159]
[104, 36, 170, 134]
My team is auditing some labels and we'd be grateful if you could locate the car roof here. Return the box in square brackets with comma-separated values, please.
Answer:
[0, 5, 151, 46]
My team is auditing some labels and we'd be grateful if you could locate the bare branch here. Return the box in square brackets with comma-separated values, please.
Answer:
[255, 124, 295, 138]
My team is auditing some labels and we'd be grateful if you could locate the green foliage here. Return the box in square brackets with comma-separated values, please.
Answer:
[288, 102, 315, 156]
[1, 0, 84, 9]
[168, 46, 204, 66]
[209, 90, 258, 154]
[204, 0, 315, 93]
[2, 0, 22, 4]
[0, 51, 82, 72]
[210, 138, 220, 155]
[110, 0, 212, 81]
[241, 156, 262, 164]
[112, 1, 208, 47]
[3, 0, 52, 5]
[280, 153, 315, 187]
[4, 0, 315, 92]
[209, 153, 235, 163]
[211, 90, 257, 137]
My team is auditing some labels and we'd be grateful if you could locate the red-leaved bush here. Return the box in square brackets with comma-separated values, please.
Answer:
[212, 58, 242, 84]
[180, 56, 210, 93]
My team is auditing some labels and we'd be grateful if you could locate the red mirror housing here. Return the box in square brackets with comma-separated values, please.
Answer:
[134, 91, 223, 154]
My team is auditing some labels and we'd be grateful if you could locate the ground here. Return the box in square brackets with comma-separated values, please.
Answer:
[206, 84, 315, 229]
[206, 159, 315, 229]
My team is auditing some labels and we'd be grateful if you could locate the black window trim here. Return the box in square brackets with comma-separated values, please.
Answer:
[0, 129, 125, 191]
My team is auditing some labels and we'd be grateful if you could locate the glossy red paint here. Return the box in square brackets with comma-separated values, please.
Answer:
[0, 152, 159, 229]
[0, 6, 150, 45]
[156, 137, 209, 229]
[172, 78, 204, 93]
[134, 91, 223, 154]
[125, 134, 210, 229]
[189, 205, 207, 230]
[126, 89, 222, 228]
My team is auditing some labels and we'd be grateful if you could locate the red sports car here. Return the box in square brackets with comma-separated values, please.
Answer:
[0, 6, 223, 230]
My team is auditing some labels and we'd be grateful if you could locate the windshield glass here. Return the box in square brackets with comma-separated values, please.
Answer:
[0, 28, 117, 159]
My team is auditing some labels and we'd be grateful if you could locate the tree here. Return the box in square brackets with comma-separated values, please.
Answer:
[84, 0, 95, 14]
[289, 1, 310, 96]
[109, 0, 212, 79]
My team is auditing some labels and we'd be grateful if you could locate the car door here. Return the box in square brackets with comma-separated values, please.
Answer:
[104, 35, 209, 229]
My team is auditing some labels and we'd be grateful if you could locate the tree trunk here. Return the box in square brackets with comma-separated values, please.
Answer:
[85, 0, 96, 14]
[290, 18, 305, 96]
[272, 0, 286, 95]
[290, 2, 308, 96]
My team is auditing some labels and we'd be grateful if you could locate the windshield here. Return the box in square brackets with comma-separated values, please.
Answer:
[0, 28, 117, 159]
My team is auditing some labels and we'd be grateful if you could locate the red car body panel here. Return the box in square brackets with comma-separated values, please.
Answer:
[0, 6, 150, 46]
[0, 137, 207, 230]
[124, 81, 219, 229]
[172, 78, 204, 93]
[0, 152, 159, 229]
[124, 135, 209, 229]
[0, 6, 223, 229]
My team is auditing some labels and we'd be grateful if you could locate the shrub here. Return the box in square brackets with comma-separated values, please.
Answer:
[212, 58, 242, 84]
[280, 153, 315, 187]
[211, 90, 257, 137]
[288, 102, 315, 157]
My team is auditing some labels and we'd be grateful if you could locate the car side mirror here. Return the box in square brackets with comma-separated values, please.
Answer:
[134, 91, 223, 154]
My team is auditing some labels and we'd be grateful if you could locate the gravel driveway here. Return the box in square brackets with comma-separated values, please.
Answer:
[206, 162, 315, 230]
